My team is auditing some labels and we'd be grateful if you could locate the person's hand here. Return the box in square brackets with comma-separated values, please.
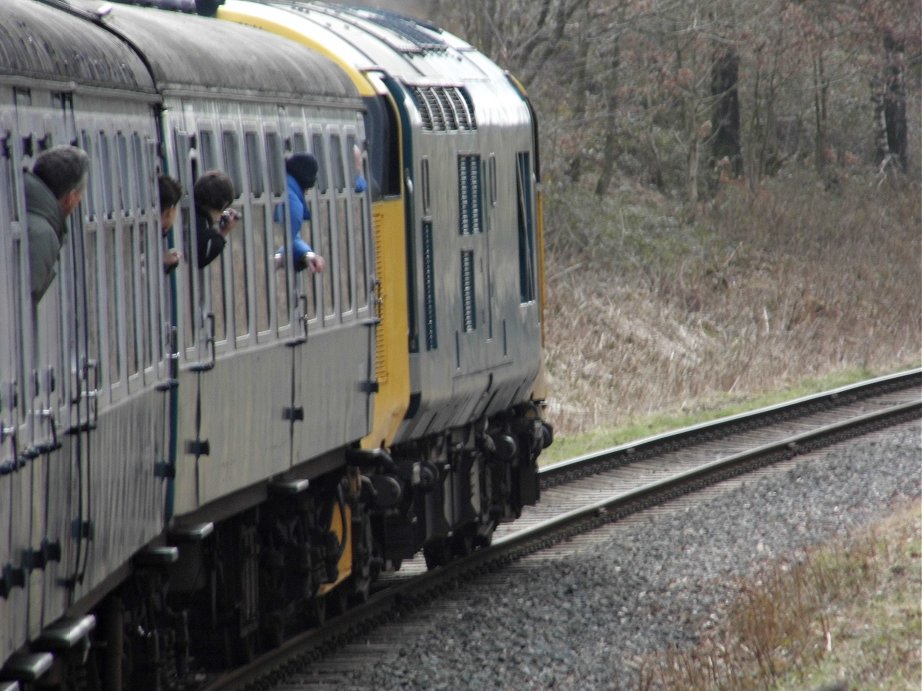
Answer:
[304, 251, 326, 273]
[163, 248, 182, 273]
[219, 209, 240, 237]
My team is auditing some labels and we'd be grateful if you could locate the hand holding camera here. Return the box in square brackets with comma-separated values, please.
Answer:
[219, 208, 241, 235]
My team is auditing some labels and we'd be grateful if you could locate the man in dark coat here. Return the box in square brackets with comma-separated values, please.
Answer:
[25, 145, 90, 302]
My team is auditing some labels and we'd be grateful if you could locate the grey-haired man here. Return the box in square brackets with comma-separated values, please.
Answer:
[25, 144, 90, 302]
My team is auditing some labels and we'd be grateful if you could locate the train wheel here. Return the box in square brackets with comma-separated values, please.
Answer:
[423, 540, 450, 569]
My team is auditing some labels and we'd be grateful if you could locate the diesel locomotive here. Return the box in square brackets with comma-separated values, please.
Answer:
[0, 0, 551, 687]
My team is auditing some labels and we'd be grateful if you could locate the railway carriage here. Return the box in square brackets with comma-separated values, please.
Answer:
[0, 0, 551, 687]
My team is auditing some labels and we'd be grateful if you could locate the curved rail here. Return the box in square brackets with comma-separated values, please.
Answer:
[204, 369, 921, 690]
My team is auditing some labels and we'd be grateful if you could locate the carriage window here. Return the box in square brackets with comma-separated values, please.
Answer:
[245, 132, 263, 196]
[133, 133, 149, 211]
[138, 219, 154, 369]
[106, 224, 121, 385]
[353, 181, 369, 310]
[115, 132, 132, 213]
[99, 133, 115, 218]
[223, 130, 243, 195]
[254, 207, 271, 334]
[211, 257, 227, 345]
[232, 218, 248, 339]
[1, 133, 16, 222]
[331, 134, 346, 191]
[266, 133, 284, 196]
[80, 131, 97, 219]
[319, 199, 335, 320]
[311, 134, 328, 193]
[292, 132, 307, 154]
[124, 223, 139, 376]
[199, 130, 216, 172]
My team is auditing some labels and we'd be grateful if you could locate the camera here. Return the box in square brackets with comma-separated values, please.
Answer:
[219, 208, 240, 231]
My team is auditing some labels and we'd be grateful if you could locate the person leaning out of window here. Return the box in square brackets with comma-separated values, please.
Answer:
[193, 170, 239, 269]
[25, 144, 90, 303]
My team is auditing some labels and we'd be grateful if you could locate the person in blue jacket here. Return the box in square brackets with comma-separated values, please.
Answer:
[275, 153, 326, 273]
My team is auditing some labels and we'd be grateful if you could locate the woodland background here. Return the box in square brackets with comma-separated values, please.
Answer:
[358, 0, 922, 438]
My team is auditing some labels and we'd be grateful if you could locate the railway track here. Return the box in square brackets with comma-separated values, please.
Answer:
[202, 369, 921, 690]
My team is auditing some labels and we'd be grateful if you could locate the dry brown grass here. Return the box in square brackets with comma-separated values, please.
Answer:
[634, 501, 922, 690]
[542, 170, 921, 437]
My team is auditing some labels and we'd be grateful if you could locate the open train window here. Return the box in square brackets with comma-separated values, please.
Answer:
[362, 95, 399, 200]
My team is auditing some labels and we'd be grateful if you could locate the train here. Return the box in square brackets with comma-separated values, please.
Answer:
[0, 0, 551, 687]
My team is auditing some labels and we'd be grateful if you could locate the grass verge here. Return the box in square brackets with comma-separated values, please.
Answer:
[540, 364, 917, 465]
[636, 502, 921, 690]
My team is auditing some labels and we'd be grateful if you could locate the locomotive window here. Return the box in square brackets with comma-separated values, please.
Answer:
[420, 158, 431, 217]
[199, 130, 216, 173]
[458, 154, 482, 235]
[244, 132, 263, 197]
[223, 131, 243, 196]
[362, 95, 400, 199]
[311, 134, 328, 194]
[331, 134, 346, 191]
[489, 155, 497, 206]
[115, 132, 132, 214]
[516, 151, 536, 303]
[265, 133, 284, 197]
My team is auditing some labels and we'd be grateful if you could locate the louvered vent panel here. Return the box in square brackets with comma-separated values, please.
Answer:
[461, 250, 476, 332]
[422, 221, 437, 350]
[408, 86, 477, 131]
[435, 88, 458, 130]
[458, 157, 471, 235]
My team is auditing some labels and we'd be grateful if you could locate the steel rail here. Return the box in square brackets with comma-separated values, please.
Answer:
[205, 374, 921, 690]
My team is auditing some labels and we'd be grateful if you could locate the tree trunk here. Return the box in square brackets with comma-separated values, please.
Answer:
[710, 48, 743, 177]
[812, 50, 828, 176]
[594, 37, 621, 196]
[883, 31, 908, 172]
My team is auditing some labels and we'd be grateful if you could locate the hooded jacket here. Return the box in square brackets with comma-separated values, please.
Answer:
[25, 171, 68, 302]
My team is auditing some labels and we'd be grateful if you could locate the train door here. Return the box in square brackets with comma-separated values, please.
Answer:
[170, 111, 213, 509]
[12, 87, 85, 641]
[0, 98, 31, 671]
